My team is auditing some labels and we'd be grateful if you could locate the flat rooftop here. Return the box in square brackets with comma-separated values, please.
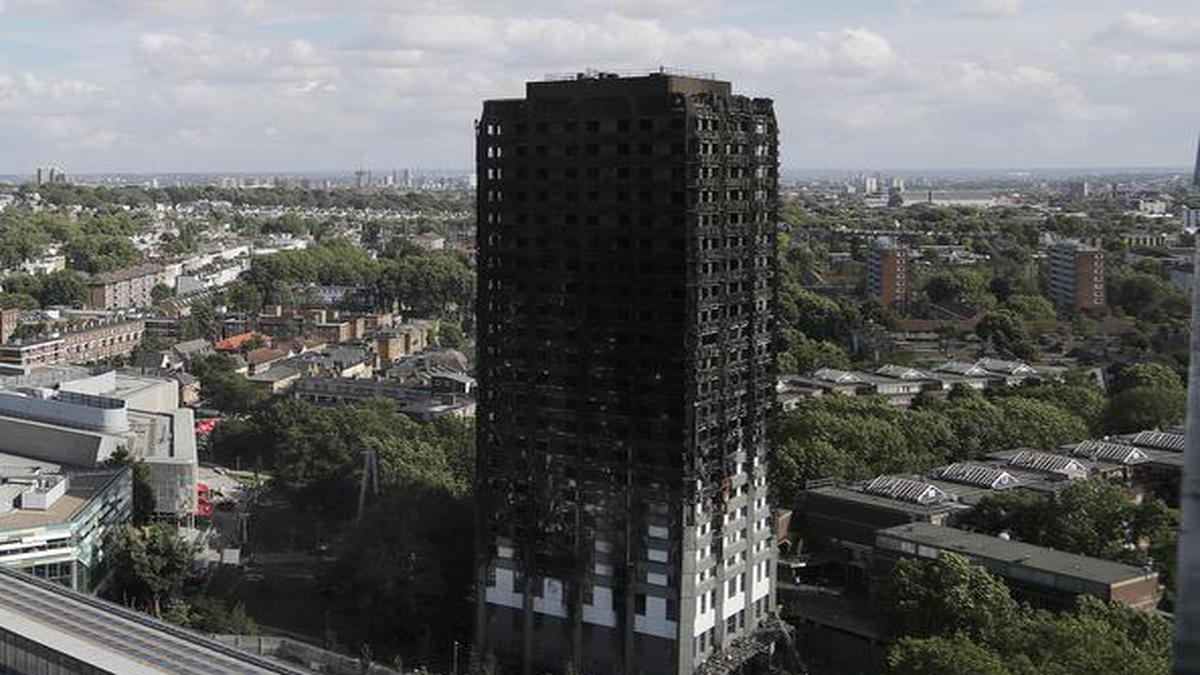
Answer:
[877, 522, 1156, 586]
[0, 566, 307, 674]
[0, 452, 121, 530]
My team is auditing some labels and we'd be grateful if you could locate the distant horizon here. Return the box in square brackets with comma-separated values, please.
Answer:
[0, 165, 1193, 181]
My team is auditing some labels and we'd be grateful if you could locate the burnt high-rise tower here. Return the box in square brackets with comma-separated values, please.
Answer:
[1192, 134, 1200, 190]
[474, 71, 779, 675]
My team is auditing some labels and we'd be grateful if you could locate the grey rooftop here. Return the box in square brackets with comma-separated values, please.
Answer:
[0, 566, 308, 674]
[877, 522, 1157, 586]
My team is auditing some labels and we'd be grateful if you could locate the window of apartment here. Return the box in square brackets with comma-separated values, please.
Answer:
[617, 119, 631, 132]
[635, 594, 647, 615]
[728, 578, 737, 598]
[726, 615, 737, 635]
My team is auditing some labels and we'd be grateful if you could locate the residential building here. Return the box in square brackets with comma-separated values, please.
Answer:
[247, 365, 303, 394]
[0, 319, 145, 371]
[866, 238, 912, 313]
[374, 320, 437, 368]
[213, 332, 260, 353]
[293, 376, 474, 420]
[777, 360, 1056, 408]
[475, 71, 779, 675]
[1118, 230, 1178, 249]
[874, 523, 1162, 610]
[407, 232, 447, 250]
[0, 308, 17, 345]
[245, 347, 290, 375]
[385, 348, 470, 384]
[34, 166, 67, 185]
[86, 263, 170, 310]
[1185, 206, 1200, 232]
[0, 457, 131, 592]
[1048, 241, 1105, 311]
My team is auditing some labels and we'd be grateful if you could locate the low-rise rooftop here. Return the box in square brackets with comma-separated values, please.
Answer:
[877, 522, 1157, 586]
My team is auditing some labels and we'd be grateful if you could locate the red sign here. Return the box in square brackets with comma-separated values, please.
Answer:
[195, 419, 220, 437]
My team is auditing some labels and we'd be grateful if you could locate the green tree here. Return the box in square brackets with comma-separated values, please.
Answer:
[225, 282, 265, 317]
[1112, 362, 1183, 395]
[888, 635, 1008, 675]
[883, 553, 1020, 641]
[0, 292, 38, 310]
[102, 447, 156, 525]
[191, 354, 265, 414]
[37, 270, 87, 306]
[993, 397, 1088, 449]
[321, 487, 473, 664]
[1102, 386, 1186, 434]
[778, 328, 851, 374]
[1045, 479, 1135, 559]
[150, 282, 174, 304]
[438, 321, 466, 349]
[1005, 294, 1056, 322]
[922, 269, 996, 314]
[378, 250, 474, 317]
[961, 488, 1051, 541]
[882, 557, 1173, 675]
[181, 301, 222, 342]
[105, 524, 193, 616]
[65, 234, 139, 273]
[975, 310, 1036, 360]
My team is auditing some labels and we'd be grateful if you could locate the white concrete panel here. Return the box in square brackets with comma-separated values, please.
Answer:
[582, 585, 617, 627]
[634, 597, 677, 640]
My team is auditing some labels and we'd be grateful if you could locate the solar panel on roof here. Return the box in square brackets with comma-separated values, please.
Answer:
[875, 364, 927, 380]
[1130, 430, 1185, 452]
[1008, 450, 1089, 477]
[813, 368, 862, 384]
[935, 463, 1021, 489]
[1070, 440, 1149, 465]
[863, 475, 951, 505]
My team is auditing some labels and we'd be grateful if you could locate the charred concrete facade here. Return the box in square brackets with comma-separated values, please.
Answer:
[474, 72, 779, 675]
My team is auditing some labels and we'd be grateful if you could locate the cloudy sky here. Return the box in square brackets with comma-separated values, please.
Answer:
[0, 0, 1197, 173]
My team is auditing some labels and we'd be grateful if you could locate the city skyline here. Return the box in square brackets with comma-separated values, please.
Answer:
[0, 1, 1197, 173]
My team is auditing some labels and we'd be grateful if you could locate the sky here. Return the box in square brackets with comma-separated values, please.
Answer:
[0, 0, 1197, 173]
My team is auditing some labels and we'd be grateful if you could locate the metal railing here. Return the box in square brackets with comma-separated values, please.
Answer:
[544, 66, 719, 82]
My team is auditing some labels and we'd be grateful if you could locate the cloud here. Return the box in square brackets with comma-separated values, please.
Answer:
[1094, 11, 1200, 50]
[0, 1, 1192, 170]
[0, 72, 105, 113]
[955, 0, 1021, 18]
[1089, 11, 1200, 77]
